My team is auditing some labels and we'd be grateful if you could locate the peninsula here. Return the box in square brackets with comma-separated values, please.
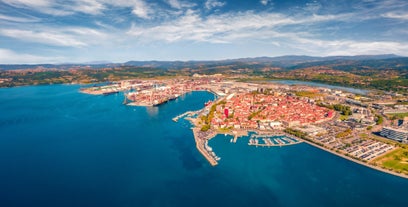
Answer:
[81, 75, 408, 179]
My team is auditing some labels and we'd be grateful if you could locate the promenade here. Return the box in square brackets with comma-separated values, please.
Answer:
[299, 137, 408, 179]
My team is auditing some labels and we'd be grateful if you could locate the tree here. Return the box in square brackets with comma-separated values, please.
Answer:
[375, 114, 383, 125]
[201, 124, 210, 132]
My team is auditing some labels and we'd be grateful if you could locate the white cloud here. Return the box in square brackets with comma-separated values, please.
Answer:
[167, 0, 182, 9]
[0, 14, 39, 23]
[382, 12, 408, 20]
[0, 48, 63, 64]
[65, 27, 108, 38]
[0, 29, 87, 47]
[70, 0, 106, 15]
[2, 0, 74, 16]
[205, 0, 225, 10]
[326, 41, 408, 56]
[260, 0, 270, 6]
[2, 0, 51, 8]
[284, 36, 408, 56]
[126, 10, 350, 44]
[0, 26, 110, 47]
[1, 0, 154, 18]
[166, 0, 195, 9]
[130, 0, 151, 19]
[124, 8, 408, 57]
[2, 0, 408, 62]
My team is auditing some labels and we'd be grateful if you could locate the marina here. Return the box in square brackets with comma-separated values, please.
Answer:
[248, 133, 302, 147]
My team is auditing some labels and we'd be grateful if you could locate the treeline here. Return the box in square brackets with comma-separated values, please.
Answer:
[284, 128, 308, 139]
[200, 100, 226, 131]
[317, 103, 352, 115]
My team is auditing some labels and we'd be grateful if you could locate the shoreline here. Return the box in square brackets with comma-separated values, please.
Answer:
[81, 81, 408, 179]
[298, 138, 408, 179]
[188, 112, 408, 179]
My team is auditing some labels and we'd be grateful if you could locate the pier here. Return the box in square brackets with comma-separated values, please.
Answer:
[226, 130, 248, 143]
[172, 110, 201, 122]
[233, 135, 238, 143]
[248, 133, 302, 147]
[192, 128, 218, 166]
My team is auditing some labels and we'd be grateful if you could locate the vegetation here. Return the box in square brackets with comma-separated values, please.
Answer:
[318, 103, 352, 116]
[375, 114, 384, 125]
[284, 128, 308, 139]
[0, 66, 184, 87]
[335, 129, 352, 138]
[200, 124, 210, 132]
[333, 104, 352, 116]
[295, 91, 322, 98]
[388, 113, 408, 120]
[339, 115, 349, 121]
[1, 56, 408, 94]
[372, 148, 408, 175]
[200, 100, 227, 131]
[248, 109, 263, 120]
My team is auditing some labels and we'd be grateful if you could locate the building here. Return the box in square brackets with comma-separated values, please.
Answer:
[380, 127, 408, 142]
[269, 121, 282, 129]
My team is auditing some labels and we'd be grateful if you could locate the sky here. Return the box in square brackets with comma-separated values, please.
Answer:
[0, 0, 408, 64]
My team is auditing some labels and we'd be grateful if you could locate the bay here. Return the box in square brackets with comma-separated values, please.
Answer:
[0, 85, 407, 207]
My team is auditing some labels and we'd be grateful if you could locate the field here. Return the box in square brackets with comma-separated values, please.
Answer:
[372, 148, 408, 175]
[294, 91, 323, 98]
[387, 112, 408, 119]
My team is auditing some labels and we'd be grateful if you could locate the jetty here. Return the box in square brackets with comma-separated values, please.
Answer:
[192, 128, 218, 166]
[248, 133, 301, 147]
[172, 110, 201, 122]
[233, 135, 238, 143]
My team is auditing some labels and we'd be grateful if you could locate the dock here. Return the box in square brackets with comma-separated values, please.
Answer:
[172, 110, 200, 122]
[248, 133, 302, 147]
[233, 135, 238, 143]
[192, 128, 218, 166]
[228, 130, 247, 143]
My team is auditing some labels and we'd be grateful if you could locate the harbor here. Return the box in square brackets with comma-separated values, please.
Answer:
[192, 127, 219, 166]
[78, 76, 408, 179]
[248, 133, 302, 147]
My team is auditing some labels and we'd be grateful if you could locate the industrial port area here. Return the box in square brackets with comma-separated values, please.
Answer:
[81, 75, 408, 178]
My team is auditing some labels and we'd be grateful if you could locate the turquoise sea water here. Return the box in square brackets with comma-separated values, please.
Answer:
[1, 85, 408, 207]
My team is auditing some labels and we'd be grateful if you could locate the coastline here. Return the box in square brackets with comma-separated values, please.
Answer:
[188, 111, 408, 179]
[80, 80, 408, 179]
[298, 138, 408, 179]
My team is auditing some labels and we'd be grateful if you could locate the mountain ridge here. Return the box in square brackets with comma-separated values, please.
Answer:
[0, 54, 403, 70]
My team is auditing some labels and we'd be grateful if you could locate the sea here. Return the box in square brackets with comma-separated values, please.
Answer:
[1, 84, 408, 207]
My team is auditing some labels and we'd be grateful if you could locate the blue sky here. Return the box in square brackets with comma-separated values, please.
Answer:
[0, 0, 407, 64]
